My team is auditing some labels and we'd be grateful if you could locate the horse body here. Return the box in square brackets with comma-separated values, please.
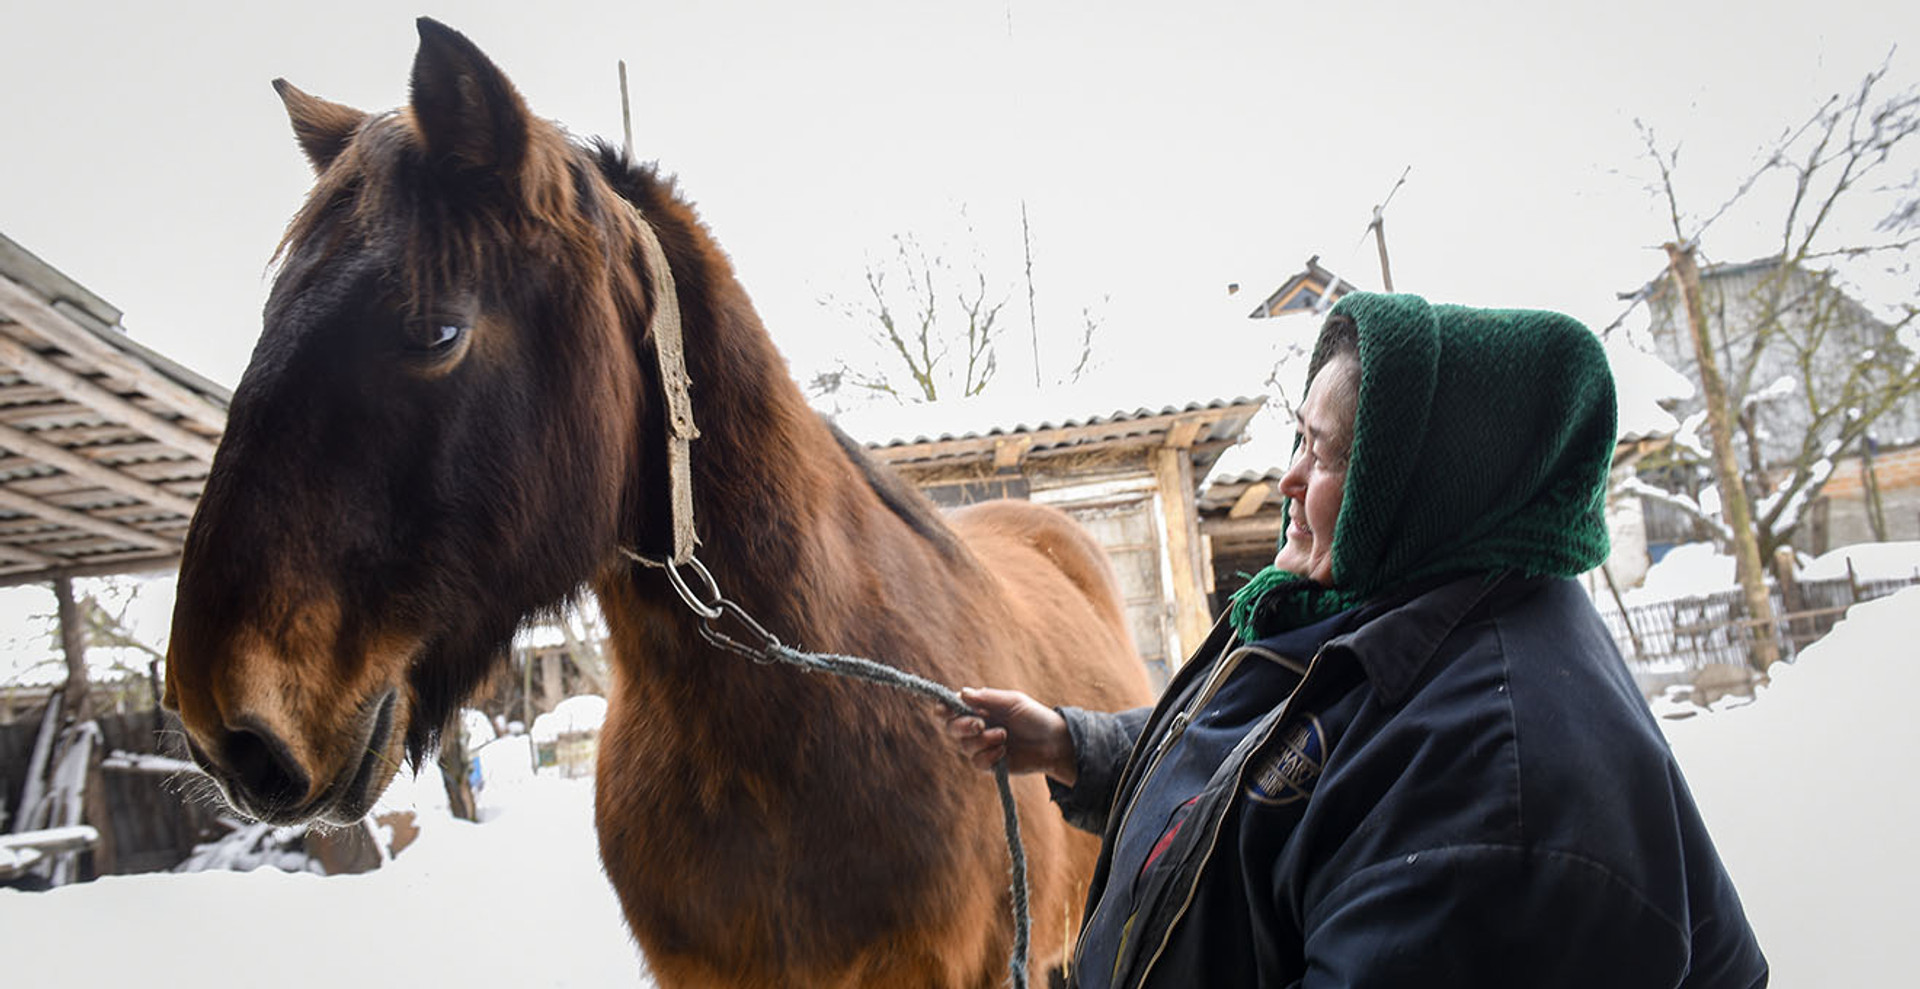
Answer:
[164, 18, 1150, 989]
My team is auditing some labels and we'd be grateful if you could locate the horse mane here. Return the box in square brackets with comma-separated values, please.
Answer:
[581, 139, 968, 565]
[822, 419, 965, 560]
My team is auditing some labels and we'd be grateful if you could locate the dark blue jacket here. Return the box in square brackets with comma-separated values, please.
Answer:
[1052, 573, 1767, 988]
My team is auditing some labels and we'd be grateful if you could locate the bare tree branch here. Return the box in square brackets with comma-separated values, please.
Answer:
[1634, 59, 1920, 562]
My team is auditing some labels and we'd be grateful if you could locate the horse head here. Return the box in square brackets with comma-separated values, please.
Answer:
[165, 19, 660, 824]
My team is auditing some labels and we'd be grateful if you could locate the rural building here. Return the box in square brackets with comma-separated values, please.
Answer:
[846, 258, 1361, 684]
[1639, 255, 1920, 554]
[0, 233, 228, 585]
[852, 393, 1263, 687]
[1, 230, 231, 883]
[1239, 254, 1354, 319]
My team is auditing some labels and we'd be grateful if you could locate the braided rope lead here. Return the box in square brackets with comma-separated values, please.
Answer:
[761, 643, 1032, 989]
[623, 549, 1031, 988]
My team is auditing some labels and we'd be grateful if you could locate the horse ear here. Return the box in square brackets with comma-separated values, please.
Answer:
[408, 18, 530, 178]
[272, 79, 367, 174]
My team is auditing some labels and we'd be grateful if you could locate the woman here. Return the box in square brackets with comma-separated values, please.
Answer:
[951, 293, 1767, 987]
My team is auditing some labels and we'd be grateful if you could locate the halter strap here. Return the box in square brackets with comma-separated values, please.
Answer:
[628, 203, 700, 564]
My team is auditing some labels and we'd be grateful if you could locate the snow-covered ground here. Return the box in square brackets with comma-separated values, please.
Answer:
[1660, 585, 1920, 985]
[3, 589, 1915, 985]
[0, 736, 648, 986]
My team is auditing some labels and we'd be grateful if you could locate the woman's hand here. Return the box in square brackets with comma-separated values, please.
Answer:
[947, 687, 1078, 786]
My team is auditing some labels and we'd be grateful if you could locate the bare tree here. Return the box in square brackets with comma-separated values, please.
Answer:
[1634, 60, 1920, 565]
[811, 219, 1102, 405]
[811, 233, 1005, 403]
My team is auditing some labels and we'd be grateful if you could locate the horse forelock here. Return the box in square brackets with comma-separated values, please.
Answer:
[229, 111, 677, 767]
[273, 111, 625, 323]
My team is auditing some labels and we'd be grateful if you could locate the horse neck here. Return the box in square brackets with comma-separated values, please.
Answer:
[594, 189, 961, 733]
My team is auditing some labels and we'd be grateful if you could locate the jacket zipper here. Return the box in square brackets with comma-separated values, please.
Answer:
[1074, 634, 1244, 980]
[1126, 646, 1329, 989]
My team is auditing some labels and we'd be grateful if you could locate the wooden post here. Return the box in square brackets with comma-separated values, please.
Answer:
[1599, 563, 1645, 662]
[15, 691, 61, 833]
[1861, 435, 1889, 542]
[1370, 206, 1395, 293]
[51, 578, 91, 724]
[82, 755, 115, 876]
[540, 651, 565, 714]
[437, 724, 478, 823]
[557, 615, 609, 696]
[1664, 243, 1780, 670]
[1772, 546, 1807, 653]
[1150, 447, 1210, 662]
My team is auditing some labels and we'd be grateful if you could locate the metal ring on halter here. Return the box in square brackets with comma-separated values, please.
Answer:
[661, 556, 725, 620]
[621, 548, 724, 620]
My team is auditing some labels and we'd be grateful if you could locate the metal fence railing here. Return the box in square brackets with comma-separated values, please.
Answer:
[1599, 575, 1919, 677]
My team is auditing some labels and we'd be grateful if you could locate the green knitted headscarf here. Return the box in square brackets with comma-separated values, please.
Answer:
[1228, 292, 1618, 641]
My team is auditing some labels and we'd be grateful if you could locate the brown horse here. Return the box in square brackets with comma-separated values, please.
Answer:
[163, 18, 1152, 988]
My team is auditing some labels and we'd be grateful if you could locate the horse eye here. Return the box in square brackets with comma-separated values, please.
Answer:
[404, 319, 468, 354]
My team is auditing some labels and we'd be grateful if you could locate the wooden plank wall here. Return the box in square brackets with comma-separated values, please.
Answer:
[1, 705, 219, 878]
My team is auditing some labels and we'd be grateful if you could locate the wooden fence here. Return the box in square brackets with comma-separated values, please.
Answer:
[3, 706, 222, 880]
[1599, 574, 1919, 678]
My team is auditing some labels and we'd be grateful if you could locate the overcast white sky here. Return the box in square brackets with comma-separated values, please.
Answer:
[5, 0, 1916, 396]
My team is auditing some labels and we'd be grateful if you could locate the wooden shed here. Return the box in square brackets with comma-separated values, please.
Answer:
[853, 394, 1263, 686]
[0, 233, 229, 585]
[1, 231, 231, 883]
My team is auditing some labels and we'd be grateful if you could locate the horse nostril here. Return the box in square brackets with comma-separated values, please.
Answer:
[223, 722, 311, 812]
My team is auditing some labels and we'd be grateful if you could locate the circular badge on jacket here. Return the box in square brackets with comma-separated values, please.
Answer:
[1245, 715, 1326, 806]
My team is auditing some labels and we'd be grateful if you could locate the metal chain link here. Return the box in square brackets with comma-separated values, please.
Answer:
[619, 546, 1033, 989]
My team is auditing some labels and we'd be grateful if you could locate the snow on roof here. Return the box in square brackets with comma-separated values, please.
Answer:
[529, 695, 608, 742]
[1799, 541, 1920, 583]
[1623, 542, 1737, 606]
[1607, 335, 1689, 441]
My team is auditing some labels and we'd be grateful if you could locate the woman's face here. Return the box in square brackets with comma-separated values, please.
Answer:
[1273, 354, 1358, 586]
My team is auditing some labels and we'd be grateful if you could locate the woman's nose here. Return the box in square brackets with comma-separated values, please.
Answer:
[1278, 450, 1309, 497]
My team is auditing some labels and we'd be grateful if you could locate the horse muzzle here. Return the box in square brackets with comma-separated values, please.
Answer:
[186, 687, 401, 827]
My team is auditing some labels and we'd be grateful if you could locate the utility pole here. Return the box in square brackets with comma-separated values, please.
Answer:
[1369, 205, 1395, 293]
[1664, 242, 1779, 670]
[1022, 201, 1040, 387]
[1368, 167, 1409, 293]
[618, 60, 634, 160]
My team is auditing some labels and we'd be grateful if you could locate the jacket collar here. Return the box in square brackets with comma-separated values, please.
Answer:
[1324, 572, 1516, 706]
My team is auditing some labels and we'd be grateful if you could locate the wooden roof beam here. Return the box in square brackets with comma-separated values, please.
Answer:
[0, 421, 199, 517]
[1165, 414, 1208, 450]
[1200, 514, 1286, 546]
[992, 435, 1033, 473]
[1228, 481, 1272, 519]
[0, 336, 217, 463]
[0, 486, 176, 552]
[0, 540, 58, 567]
[0, 552, 180, 588]
[0, 277, 227, 435]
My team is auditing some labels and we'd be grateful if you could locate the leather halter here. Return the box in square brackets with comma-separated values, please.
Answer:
[627, 203, 700, 564]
